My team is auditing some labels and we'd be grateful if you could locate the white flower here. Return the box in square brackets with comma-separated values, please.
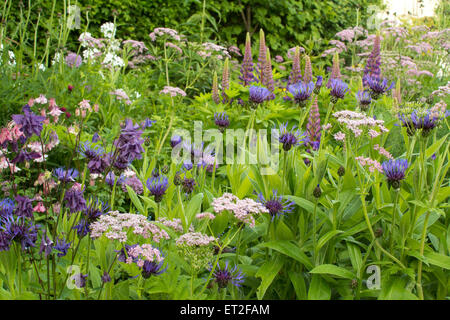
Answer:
[103, 52, 125, 68]
[100, 22, 116, 39]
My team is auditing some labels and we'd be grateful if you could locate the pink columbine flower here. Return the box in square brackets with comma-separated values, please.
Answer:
[35, 94, 48, 104]
[33, 202, 46, 213]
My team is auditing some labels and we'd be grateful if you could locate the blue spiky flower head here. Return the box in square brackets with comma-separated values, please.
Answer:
[257, 189, 295, 220]
[382, 159, 408, 189]
[278, 122, 306, 151]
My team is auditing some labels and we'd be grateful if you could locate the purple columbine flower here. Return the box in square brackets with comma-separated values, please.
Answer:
[92, 133, 101, 143]
[214, 112, 230, 132]
[314, 76, 323, 94]
[114, 119, 145, 164]
[39, 232, 53, 257]
[105, 171, 124, 187]
[170, 135, 182, 148]
[54, 237, 71, 257]
[249, 86, 271, 104]
[141, 260, 167, 278]
[382, 159, 408, 189]
[0, 216, 38, 251]
[12, 105, 46, 140]
[14, 195, 34, 219]
[356, 90, 372, 111]
[329, 79, 350, 103]
[140, 118, 156, 130]
[146, 176, 169, 202]
[367, 77, 394, 99]
[73, 273, 88, 288]
[278, 122, 306, 151]
[0, 199, 15, 218]
[257, 190, 295, 220]
[12, 150, 41, 163]
[287, 81, 315, 107]
[209, 261, 245, 289]
[64, 184, 87, 213]
[53, 167, 79, 183]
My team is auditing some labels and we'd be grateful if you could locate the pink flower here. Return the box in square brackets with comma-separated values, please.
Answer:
[334, 132, 346, 141]
[33, 202, 46, 213]
[35, 94, 48, 104]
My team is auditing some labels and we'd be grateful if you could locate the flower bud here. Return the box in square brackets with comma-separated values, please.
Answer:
[313, 184, 321, 198]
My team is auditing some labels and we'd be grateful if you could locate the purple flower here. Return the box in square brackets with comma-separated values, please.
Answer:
[146, 176, 169, 202]
[363, 34, 381, 87]
[257, 190, 295, 220]
[39, 232, 53, 257]
[64, 184, 87, 213]
[278, 122, 306, 151]
[53, 167, 79, 183]
[249, 86, 271, 104]
[14, 195, 34, 219]
[182, 178, 196, 195]
[314, 76, 323, 94]
[0, 216, 38, 251]
[141, 260, 167, 278]
[367, 77, 394, 99]
[0, 199, 15, 218]
[170, 135, 182, 148]
[329, 79, 350, 103]
[356, 90, 372, 110]
[12, 105, 46, 139]
[101, 271, 111, 283]
[92, 133, 101, 143]
[54, 237, 71, 257]
[287, 82, 315, 106]
[239, 33, 255, 86]
[73, 273, 88, 288]
[116, 244, 139, 263]
[399, 110, 439, 137]
[114, 119, 145, 164]
[182, 161, 193, 171]
[305, 97, 321, 151]
[382, 159, 408, 189]
[79, 141, 104, 160]
[105, 171, 125, 187]
[140, 118, 156, 130]
[214, 112, 230, 132]
[65, 52, 82, 68]
[209, 261, 245, 288]
[74, 198, 109, 237]
[122, 176, 144, 194]
[12, 150, 41, 163]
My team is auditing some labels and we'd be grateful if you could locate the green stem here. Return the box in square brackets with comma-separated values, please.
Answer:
[389, 189, 400, 253]
[416, 211, 430, 300]
[313, 198, 318, 266]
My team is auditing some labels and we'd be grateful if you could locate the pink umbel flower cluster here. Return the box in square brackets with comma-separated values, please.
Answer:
[165, 42, 183, 55]
[334, 132, 346, 142]
[149, 28, 181, 41]
[159, 86, 186, 97]
[157, 217, 194, 233]
[211, 193, 269, 228]
[122, 40, 148, 54]
[110, 89, 132, 105]
[335, 26, 366, 42]
[355, 156, 383, 173]
[196, 212, 216, 220]
[431, 81, 450, 97]
[176, 232, 216, 247]
[430, 100, 448, 119]
[374, 144, 393, 159]
[125, 244, 163, 267]
[90, 211, 170, 243]
[333, 110, 388, 138]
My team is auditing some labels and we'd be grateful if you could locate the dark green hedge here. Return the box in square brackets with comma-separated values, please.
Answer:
[3, 0, 382, 56]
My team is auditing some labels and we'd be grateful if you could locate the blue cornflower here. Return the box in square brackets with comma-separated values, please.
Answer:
[78, 141, 104, 160]
[367, 77, 394, 99]
[249, 86, 271, 104]
[209, 261, 245, 289]
[54, 237, 71, 257]
[74, 198, 109, 237]
[146, 176, 169, 202]
[382, 159, 409, 189]
[257, 190, 295, 220]
[170, 135, 182, 148]
[278, 122, 306, 151]
[356, 90, 372, 111]
[140, 118, 156, 130]
[141, 259, 167, 278]
[214, 112, 230, 132]
[329, 79, 350, 103]
[287, 81, 315, 106]
[53, 167, 79, 183]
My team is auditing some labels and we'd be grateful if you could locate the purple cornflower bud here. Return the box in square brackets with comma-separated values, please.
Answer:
[53, 167, 79, 183]
[257, 190, 295, 220]
[356, 90, 372, 111]
[14, 195, 34, 219]
[278, 122, 306, 151]
[314, 76, 323, 94]
[329, 79, 349, 103]
[239, 33, 255, 86]
[182, 177, 196, 195]
[382, 159, 408, 189]
[287, 81, 315, 107]
[249, 86, 271, 104]
[214, 112, 230, 132]
[146, 176, 169, 202]
[288, 46, 302, 85]
[209, 261, 245, 289]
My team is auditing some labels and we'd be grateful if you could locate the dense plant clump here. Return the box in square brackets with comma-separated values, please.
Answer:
[0, 2, 448, 301]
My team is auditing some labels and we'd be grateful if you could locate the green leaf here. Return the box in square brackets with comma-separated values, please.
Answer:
[126, 185, 145, 215]
[423, 251, 450, 270]
[185, 193, 204, 227]
[310, 264, 355, 279]
[425, 133, 449, 159]
[308, 274, 331, 300]
[316, 230, 343, 251]
[259, 241, 313, 270]
[255, 257, 283, 300]
[289, 272, 307, 299]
